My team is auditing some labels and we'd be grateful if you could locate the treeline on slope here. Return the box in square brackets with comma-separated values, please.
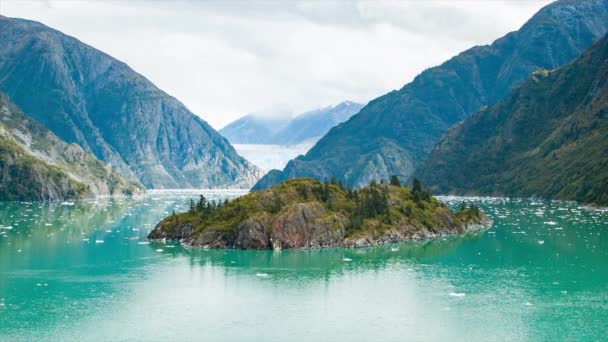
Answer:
[153, 177, 483, 248]
[418, 32, 608, 206]
[252, 0, 608, 190]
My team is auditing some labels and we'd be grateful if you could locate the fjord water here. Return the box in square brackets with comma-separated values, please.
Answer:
[0, 192, 606, 341]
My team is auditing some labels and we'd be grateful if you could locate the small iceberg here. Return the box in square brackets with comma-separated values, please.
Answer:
[449, 292, 466, 298]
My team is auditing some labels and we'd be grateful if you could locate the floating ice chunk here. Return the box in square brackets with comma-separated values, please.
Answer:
[449, 292, 466, 298]
[342, 258, 352, 262]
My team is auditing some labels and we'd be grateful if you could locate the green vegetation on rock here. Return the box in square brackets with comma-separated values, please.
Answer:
[418, 33, 608, 206]
[0, 93, 144, 201]
[148, 178, 489, 249]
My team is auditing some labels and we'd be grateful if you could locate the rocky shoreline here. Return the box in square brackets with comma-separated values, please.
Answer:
[148, 178, 491, 250]
[149, 218, 492, 250]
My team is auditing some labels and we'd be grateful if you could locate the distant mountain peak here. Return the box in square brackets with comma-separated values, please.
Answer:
[220, 101, 363, 146]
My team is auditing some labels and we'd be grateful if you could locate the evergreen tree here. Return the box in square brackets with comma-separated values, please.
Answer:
[196, 195, 206, 212]
[412, 178, 422, 194]
[390, 175, 401, 187]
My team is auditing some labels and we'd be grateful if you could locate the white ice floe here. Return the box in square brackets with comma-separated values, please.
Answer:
[449, 293, 466, 298]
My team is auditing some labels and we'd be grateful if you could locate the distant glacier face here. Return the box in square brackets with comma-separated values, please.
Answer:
[233, 143, 314, 172]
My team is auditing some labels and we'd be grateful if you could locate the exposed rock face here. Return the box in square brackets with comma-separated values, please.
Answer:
[419, 33, 608, 206]
[148, 179, 490, 249]
[0, 93, 144, 201]
[0, 16, 261, 189]
[253, 0, 608, 190]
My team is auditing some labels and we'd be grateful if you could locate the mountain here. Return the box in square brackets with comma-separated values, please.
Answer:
[271, 101, 364, 145]
[220, 101, 363, 146]
[0, 93, 144, 201]
[252, 0, 608, 190]
[219, 115, 290, 144]
[0, 16, 261, 189]
[418, 33, 608, 206]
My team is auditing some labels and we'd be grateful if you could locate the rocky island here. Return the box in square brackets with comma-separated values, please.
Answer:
[148, 178, 490, 249]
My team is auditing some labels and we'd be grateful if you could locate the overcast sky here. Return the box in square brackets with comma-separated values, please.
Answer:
[3, 0, 552, 129]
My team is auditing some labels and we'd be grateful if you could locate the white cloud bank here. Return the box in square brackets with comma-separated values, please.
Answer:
[3, 0, 552, 128]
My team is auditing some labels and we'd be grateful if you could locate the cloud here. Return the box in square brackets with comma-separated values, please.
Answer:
[2, 0, 551, 128]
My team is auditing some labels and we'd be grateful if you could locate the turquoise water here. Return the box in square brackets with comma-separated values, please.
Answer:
[0, 192, 607, 341]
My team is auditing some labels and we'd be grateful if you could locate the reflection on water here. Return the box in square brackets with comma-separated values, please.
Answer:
[0, 193, 607, 341]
